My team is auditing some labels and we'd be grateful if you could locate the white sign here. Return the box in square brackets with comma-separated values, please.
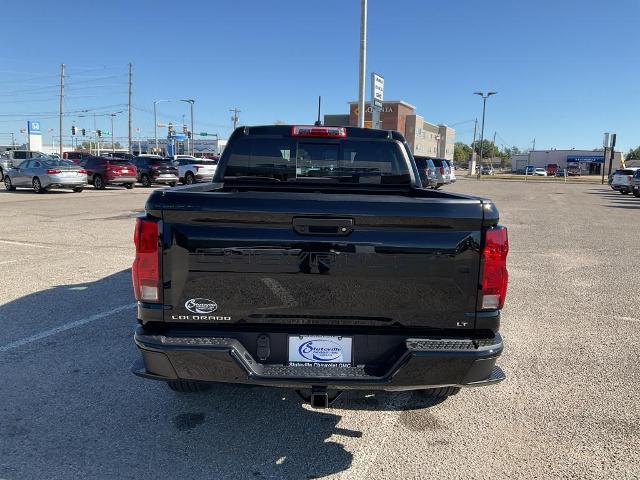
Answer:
[371, 73, 384, 109]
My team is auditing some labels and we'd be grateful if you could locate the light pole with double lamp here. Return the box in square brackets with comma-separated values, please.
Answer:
[180, 99, 195, 156]
[153, 99, 170, 153]
[474, 91, 497, 179]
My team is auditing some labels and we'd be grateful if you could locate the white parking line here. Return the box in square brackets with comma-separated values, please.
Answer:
[0, 239, 54, 249]
[615, 316, 640, 323]
[0, 303, 136, 354]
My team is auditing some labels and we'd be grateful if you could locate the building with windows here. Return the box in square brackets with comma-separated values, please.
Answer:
[510, 149, 623, 175]
[324, 100, 455, 161]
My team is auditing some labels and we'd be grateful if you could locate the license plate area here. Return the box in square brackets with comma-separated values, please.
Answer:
[288, 335, 352, 367]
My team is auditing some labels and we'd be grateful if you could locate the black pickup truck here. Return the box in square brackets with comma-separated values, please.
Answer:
[132, 125, 508, 408]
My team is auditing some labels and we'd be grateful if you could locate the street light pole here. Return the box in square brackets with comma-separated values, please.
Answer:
[180, 99, 195, 156]
[153, 99, 169, 154]
[474, 91, 497, 179]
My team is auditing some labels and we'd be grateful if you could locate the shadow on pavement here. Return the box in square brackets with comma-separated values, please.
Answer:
[0, 269, 445, 479]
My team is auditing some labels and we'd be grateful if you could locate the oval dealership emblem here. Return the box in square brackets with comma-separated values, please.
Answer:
[298, 339, 343, 362]
[185, 298, 218, 314]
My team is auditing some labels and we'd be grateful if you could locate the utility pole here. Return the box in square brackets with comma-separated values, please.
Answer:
[315, 96, 322, 126]
[230, 108, 241, 130]
[111, 114, 116, 152]
[492, 131, 497, 168]
[469, 118, 477, 175]
[59, 64, 65, 157]
[526, 138, 535, 180]
[601, 133, 609, 185]
[11, 132, 15, 149]
[128, 63, 132, 154]
[607, 134, 616, 179]
[357, 0, 367, 128]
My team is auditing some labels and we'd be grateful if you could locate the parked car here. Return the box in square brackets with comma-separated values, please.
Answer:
[430, 158, 450, 188]
[481, 165, 495, 175]
[80, 156, 137, 189]
[533, 168, 548, 176]
[445, 160, 456, 183]
[546, 164, 559, 175]
[632, 170, 640, 197]
[524, 165, 536, 175]
[63, 151, 94, 164]
[566, 164, 581, 176]
[131, 124, 508, 406]
[611, 168, 640, 194]
[3, 158, 87, 193]
[414, 156, 438, 188]
[555, 169, 566, 177]
[131, 156, 178, 187]
[174, 155, 218, 184]
[0, 150, 48, 181]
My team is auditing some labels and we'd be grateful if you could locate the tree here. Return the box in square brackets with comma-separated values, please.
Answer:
[454, 142, 472, 163]
[472, 139, 500, 159]
[625, 146, 640, 161]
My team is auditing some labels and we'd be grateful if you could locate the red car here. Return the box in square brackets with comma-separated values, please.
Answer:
[546, 164, 559, 175]
[80, 156, 137, 189]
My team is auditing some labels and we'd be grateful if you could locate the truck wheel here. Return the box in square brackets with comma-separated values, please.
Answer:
[166, 380, 212, 393]
[125, 183, 135, 189]
[419, 387, 461, 398]
[185, 172, 196, 184]
[72, 187, 84, 193]
[633, 188, 640, 198]
[620, 190, 629, 195]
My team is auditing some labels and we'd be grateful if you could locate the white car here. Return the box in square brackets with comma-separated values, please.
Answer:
[174, 155, 218, 184]
[611, 168, 640, 194]
[446, 161, 456, 183]
[533, 168, 548, 176]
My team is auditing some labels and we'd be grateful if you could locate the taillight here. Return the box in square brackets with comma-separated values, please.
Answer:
[78, 169, 87, 174]
[132, 218, 160, 302]
[480, 225, 509, 310]
[628, 175, 633, 184]
[439, 166, 444, 175]
[46, 169, 62, 174]
[195, 165, 202, 171]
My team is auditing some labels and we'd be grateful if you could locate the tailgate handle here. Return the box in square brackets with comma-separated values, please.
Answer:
[293, 217, 354, 235]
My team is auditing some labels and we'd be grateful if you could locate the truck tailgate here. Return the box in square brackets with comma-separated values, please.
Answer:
[157, 190, 485, 331]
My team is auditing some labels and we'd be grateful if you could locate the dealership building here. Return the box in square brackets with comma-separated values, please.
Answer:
[510, 149, 623, 175]
[324, 100, 455, 161]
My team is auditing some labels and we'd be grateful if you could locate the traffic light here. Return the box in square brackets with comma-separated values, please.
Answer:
[71, 126, 76, 135]
[168, 123, 174, 135]
[183, 125, 188, 134]
[187, 131, 192, 139]
[81, 128, 86, 136]
[97, 129, 102, 137]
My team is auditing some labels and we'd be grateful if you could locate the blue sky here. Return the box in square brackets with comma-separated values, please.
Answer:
[0, 0, 638, 152]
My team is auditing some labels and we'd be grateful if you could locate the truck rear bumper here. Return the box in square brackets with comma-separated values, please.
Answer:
[132, 327, 505, 391]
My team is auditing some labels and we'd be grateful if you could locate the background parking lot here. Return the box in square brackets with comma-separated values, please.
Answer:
[1, 180, 638, 479]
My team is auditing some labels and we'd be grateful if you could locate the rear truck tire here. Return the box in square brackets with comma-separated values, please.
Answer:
[140, 174, 151, 187]
[93, 175, 106, 190]
[633, 187, 640, 198]
[4, 176, 15, 191]
[72, 187, 83, 193]
[169, 182, 177, 187]
[418, 387, 461, 398]
[185, 172, 196, 185]
[125, 183, 135, 189]
[167, 380, 212, 393]
[620, 190, 629, 195]
[0, 168, 4, 182]
[32, 177, 45, 193]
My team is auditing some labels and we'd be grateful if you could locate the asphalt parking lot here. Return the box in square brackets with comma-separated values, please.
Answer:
[1, 180, 638, 480]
